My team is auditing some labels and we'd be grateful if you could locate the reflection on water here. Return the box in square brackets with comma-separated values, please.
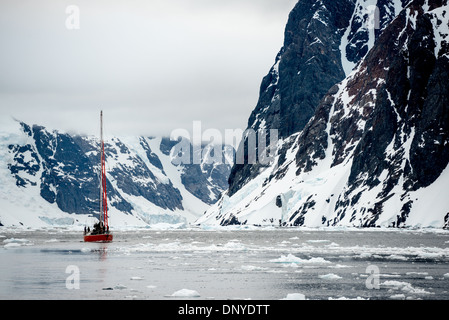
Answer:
[40, 246, 109, 260]
[1, 228, 449, 300]
[92, 246, 109, 261]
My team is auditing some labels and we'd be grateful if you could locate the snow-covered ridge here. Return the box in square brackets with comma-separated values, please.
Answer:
[0, 118, 232, 228]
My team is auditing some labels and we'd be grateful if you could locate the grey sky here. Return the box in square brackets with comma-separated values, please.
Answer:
[0, 0, 297, 137]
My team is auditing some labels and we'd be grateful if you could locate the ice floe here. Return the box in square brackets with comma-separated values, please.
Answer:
[270, 254, 331, 265]
[241, 265, 268, 271]
[166, 289, 201, 298]
[382, 280, 433, 295]
[3, 238, 32, 248]
[281, 293, 306, 300]
[319, 273, 342, 280]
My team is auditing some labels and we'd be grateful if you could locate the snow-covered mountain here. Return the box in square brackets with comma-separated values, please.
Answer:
[228, 0, 411, 196]
[0, 118, 232, 228]
[198, 0, 449, 229]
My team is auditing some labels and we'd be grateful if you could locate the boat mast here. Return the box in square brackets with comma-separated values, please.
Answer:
[100, 110, 109, 230]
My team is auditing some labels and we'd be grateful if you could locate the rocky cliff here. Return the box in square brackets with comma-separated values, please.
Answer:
[198, 0, 449, 228]
[228, 0, 411, 196]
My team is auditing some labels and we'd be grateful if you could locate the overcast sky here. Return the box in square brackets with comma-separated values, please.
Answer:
[0, 0, 297, 137]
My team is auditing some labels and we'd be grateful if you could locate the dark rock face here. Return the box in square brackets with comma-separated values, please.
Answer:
[278, 0, 354, 138]
[248, 0, 356, 137]
[106, 137, 184, 211]
[32, 125, 103, 215]
[8, 143, 40, 187]
[7, 124, 132, 216]
[296, 0, 449, 227]
[227, 0, 412, 197]
[174, 142, 234, 205]
[229, 0, 355, 196]
[344, 0, 412, 63]
[341, 0, 449, 226]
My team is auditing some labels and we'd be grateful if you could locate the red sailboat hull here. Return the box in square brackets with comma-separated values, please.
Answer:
[84, 233, 113, 243]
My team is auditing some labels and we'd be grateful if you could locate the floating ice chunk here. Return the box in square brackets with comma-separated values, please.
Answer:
[114, 284, 127, 290]
[328, 296, 367, 300]
[301, 257, 332, 265]
[326, 242, 340, 247]
[3, 238, 31, 248]
[417, 251, 444, 260]
[282, 263, 299, 269]
[386, 254, 408, 261]
[319, 273, 342, 280]
[443, 273, 449, 278]
[223, 241, 245, 250]
[241, 265, 268, 271]
[330, 264, 352, 269]
[306, 240, 331, 243]
[166, 289, 201, 297]
[383, 280, 410, 289]
[130, 276, 144, 280]
[357, 252, 372, 259]
[270, 254, 302, 263]
[382, 281, 433, 295]
[270, 254, 331, 265]
[281, 293, 306, 300]
[406, 272, 429, 276]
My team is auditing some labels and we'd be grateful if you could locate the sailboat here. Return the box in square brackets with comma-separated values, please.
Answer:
[84, 111, 113, 243]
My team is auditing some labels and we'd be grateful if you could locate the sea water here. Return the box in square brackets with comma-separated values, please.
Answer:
[1, 227, 448, 300]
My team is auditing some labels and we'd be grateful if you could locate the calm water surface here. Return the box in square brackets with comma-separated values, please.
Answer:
[1, 227, 448, 300]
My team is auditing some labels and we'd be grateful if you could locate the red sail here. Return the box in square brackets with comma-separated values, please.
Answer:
[84, 110, 112, 242]
[101, 137, 108, 230]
